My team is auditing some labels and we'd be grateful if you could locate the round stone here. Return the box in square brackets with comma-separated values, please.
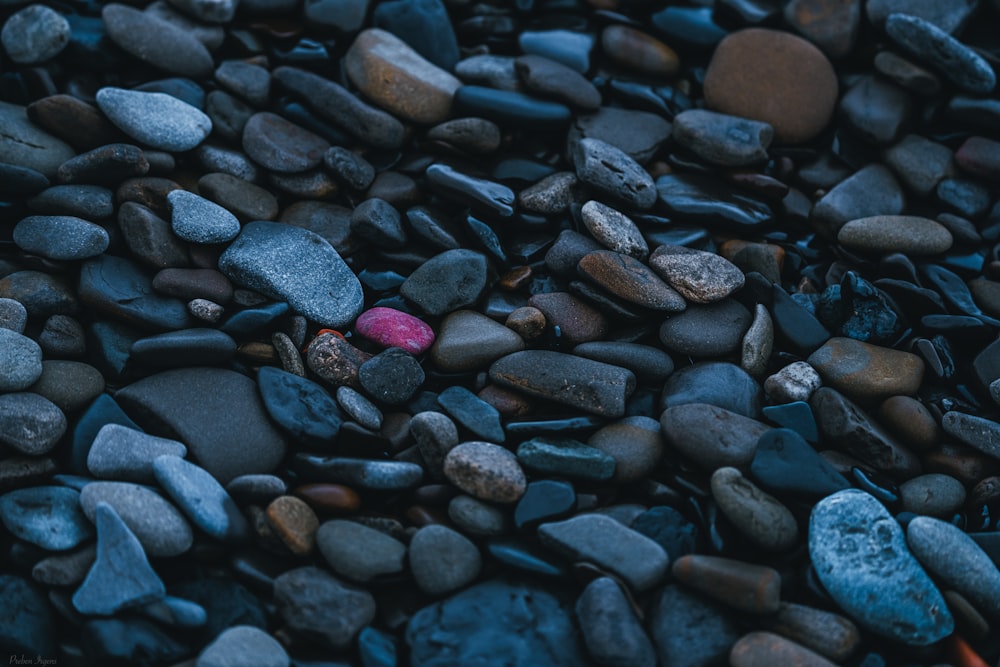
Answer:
[197, 626, 289, 667]
[649, 245, 746, 304]
[13, 215, 110, 261]
[408, 524, 482, 595]
[703, 28, 838, 143]
[167, 190, 240, 244]
[898, 474, 967, 518]
[1, 5, 71, 65]
[443, 441, 527, 504]
[0, 392, 66, 455]
[580, 200, 648, 259]
[316, 519, 406, 582]
[242, 112, 330, 174]
[586, 416, 664, 483]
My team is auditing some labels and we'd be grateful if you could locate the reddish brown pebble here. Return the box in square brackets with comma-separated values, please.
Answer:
[266, 495, 320, 556]
[730, 631, 838, 667]
[498, 266, 533, 291]
[306, 331, 372, 389]
[477, 384, 533, 418]
[27, 94, 125, 152]
[807, 337, 924, 404]
[528, 292, 608, 344]
[703, 28, 838, 143]
[877, 395, 940, 451]
[956, 136, 1000, 182]
[601, 25, 679, 77]
[671, 554, 782, 614]
[293, 483, 362, 514]
[505, 306, 546, 340]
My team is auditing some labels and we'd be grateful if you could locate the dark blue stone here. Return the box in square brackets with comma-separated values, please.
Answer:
[71, 393, 142, 475]
[278, 101, 353, 146]
[834, 272, 902, 345]
[514, 480, 576, 530]
[454, 86, 572, 129]
[630, 506, 700, 563]
[762, 401, 819, 443]
[872, 278, 947, 321]
[359, 626, 398, 667]
[850, 467, 900, 508]
[504, 415, 606, 438]
[465, 216, 507, 265]
[485, 540, 571, 578]
[359, 268, 407, 291]
[518, 30, 593, 72]
[437, 385, 505, 443]
[129, 328, 237, 368]
[89, 320, 143, 380]
[921, 263, 1000, 326]
[373, 0, 460, 70]
[659, 361, 762, 418]
[650, 6, 727, 49]
[655, 173, 773, 229]
[135, 78, 206, 109]
[257, 366, 342, 444]
[0, 575, 55, 656]
[426, 163, 515, 219]
[771, 283, 831, 355]
[81, 617, 189, 667]
[750, 428, 851, 500]
[79, 255, 192, 332]
[169, 575, 268, 642]
[220, 301, 290, 338]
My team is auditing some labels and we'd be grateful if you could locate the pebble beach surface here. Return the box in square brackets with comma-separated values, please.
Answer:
[2, 0, 1000, 666]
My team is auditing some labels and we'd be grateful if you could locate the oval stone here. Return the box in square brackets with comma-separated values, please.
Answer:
[660, 403, 770, 470]
[443, 441, 527, 504]
[837, 216, 953, 256]
[807, 337, 924, 403]
[96, 87, 212, 153]
[13, 214, 109, 261]
[355, 307, 435, 355]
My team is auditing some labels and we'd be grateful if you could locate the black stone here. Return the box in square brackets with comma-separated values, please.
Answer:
[655, 173, 773, 229]
[130, 328, 237, 368]
[258, 365, 342, 444]
[437, 385, 505, 443]
[359, 348, 426, 405]
[630, 506, 701, 563]
[750, 428, 851, 500]
[426, 163, 515, 219]
[79, 255, 191, 332]
[659, 361, 762, 418]
[771, 283, 831, 355]
[454, 86, 572, 129]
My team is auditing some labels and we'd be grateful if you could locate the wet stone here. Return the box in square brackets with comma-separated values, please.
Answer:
[811, 164, 905, 237]
[154, 455, 250, 543]
[941, 411, 1000, 460]
[807, 338, 923, 404]
[515, 55, 601, 110]
[87, 424, 187, 483]
[661, 403, 771, 470]
[431, 309, 524, 373]
[0, 328, 43, 391]
[569, 107, 672, 165]
[517, 437, 616, 482]
[295, 456, 423, 490]
[266, 495, 319, 556]
[79, 254, 192, 331]
[573, 138, 656, 210]
[656, 173, 773, 229]
[578, 251, 686, 312]
[809, 489, 954, 645]
[425, 164, 514, 219]
[751, 428, 850, 500]
[672, 109, 773, 167]
[258, 366, 342, 445]
[443, 441, 527, 504]
[242, 112, 330, 174]
[0, 486, 93, 551]
[400, 249, 489, 316]
[574, 342, 674, 386]
[409, 524, 482, 595]
[514, 480, 575, 530]
[96, 88, 212, 152]
[358, 347, 425, 405]
[438, 386, 504, 443]
[528, 292, 609, 344]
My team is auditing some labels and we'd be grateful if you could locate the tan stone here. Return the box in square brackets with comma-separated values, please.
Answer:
[837, 215, 953, 256]
[807, 337, 924, 403]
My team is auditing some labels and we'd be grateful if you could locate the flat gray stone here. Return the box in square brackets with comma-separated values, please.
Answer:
[660, 403, 770, 470]
[809, 489, 953, 646]
[672, 109, 773, 167]
[273, 566, 375, 650]
[0, 392, 66, 455]
[0, 486, 93, 551]
[580, 200, 648, 259]
[167, 190, 240, 244]
[409, 524, 482, 595]
[197, 626, 289, 667]
[400, 249, 489, 317]
[941, 410, 1000, 460]
[153, 455, 250, 543]
[96, 87, 212, 152]
[102, 3, 214, 78]
[79, 481, 194, 557]
[0, 327, 42, 391]
[87, 424, 187, 483]
[219, 221, 363, 329]
[1, 5, 70, 64]
[0, 298, 28, 333]
[316, 519, 406, 582]
[0, 101, 75, 177]
[576, 577, 656, 667]
[885, 12, 996, 94]
[538, 514, 668, 591]
[572, 138, 656, 210]
[72, 503, 165, 615]
[517, 437, 616, 482]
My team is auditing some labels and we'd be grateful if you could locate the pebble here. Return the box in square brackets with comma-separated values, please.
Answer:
[764, 361, 822, 404]
[443, 441, 527, 504]
[427, 118, 501, 154]
[72, 502, 165, 616]
[576, 577, 656, 667]
[671, 554, 781, 614]
[885, 13, 996, 94]
[578, 250, 687, 312]
[906, 516, 1000, 620]
[406, 579, 587, 666]
[32, 544, 96, 587]
[602, 24, 678, 77]
[579, 200, 649, 260]
[587, 417, 664, 484]
[409, 524, 482, 595]
[324, 147, 375, 191]
[729, 632, 837, 667]
[703, 28, 837, 143]
[809, 489, 953, 645]
[87, 424, 186, 483]
[273, 566, 375, 650]
[538, 514, 669, 591]
[941, 410, 1000, 460]
[265, 495, 319, 556]
[430, 309, 524, 372]
[0, 328, 43, 391]
[373, 0, 459, 70]
[153, 455, 249, 542]
[672, 109, 773, 167]
[0, 393, 66, 456]
[807, 338, 924, 403]
[219, 221, 363, 329]
[517, 437, 616, 482]
[167, 190, 240, 244]
[197, 626, 289, 667]
[569, 107, 672, 165]
[0, 574, 55, 655]
[79, 481, 193, 557]
[660, 403, 771, 470]
[0, 486, 92, 551]
[649, 244, 745, 303]
[761, 603, 860, 663]
[0, 101, 75, 178]
[426, 164, 515, 219]
[515, 55, 601, 110]
[438, 386, 505, 443]
[741, 304, 774, 378]
[316, 519, 406, 582]
[242, 112, 329, 173]
[898, 474, 967, 517]
[295, 455, 423, 490]
[710, 467, 799, 552]
[661, 361, 761, 418]
[811, 165, 905, 238]
[335, 386, 382, 431]
[345, 28, 461, 124]
[258, 365, 342, 444]
[883, 134, 955, 197]
[573, 138, 656, 210]
[489, 350, 636, 418]
[115, 367, 288, 484]
[528, 292, 608, 344]
[79, 254, 191, 331]
[574, 342, 674, 386]
[400, 249, 488, 316]
[650, 584, 740, 667]
[839, 74, 913, 146]
[96, 88, 211, 153]
[358, 347, 425, 405]
[751, 429, 850, 499]
[837, 216, 953, 256]
[659, 298, 752, 357]
[102, 4, 214, 78]
[656, 173, 774, 229]
[351, 197, 407, 248]
[1, 4, 70, 64]
[877, 395, 940, 452]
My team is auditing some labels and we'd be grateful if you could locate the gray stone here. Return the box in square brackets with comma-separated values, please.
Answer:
[809, 489, 953, 645]
[0, 101, 75, 177]
[447, 495, 506, 536]
[898, 473, 967, 518]
[165, 0, 236, 23]
[335, 386, 383, 431]
[79, 481, 194, 557]
[219, 221, 363, 329]
[538, 514, 668, 591]
[741, 303, 774, 377]
[197, 626, 289, 667]
[152, 455, 250, 542]
[576, 577, 656, 667]
[941, 410, 1000, 460]
[139, 595, 207, 628]
[811, 164, 905, 237]
[167, 190, 240, 244]
[87, 424, 187, 483]
[517, 437, 616, 482]
[572, 138, 656, 210]
[837, 215, 953, 256]
[273, 566, 375, 650]
[316, 519, 406, 582]
[764, 361, 822, 404]
[906, 516, 1000, 620]
[409, 524, 482, 595]
[886, 12, 996, 94]
[96, 87, 212, 152]
[0, 298, 28, 333]
[867, 0, 978, 34]
[295, 456, 424, 490]
[650, 584, 741, 667]
[0, 327, 42, 391]
[455, 54, 523, 92]
[580, 200, 648, 259]
[443, 441, 527, 504]
[518, 172, 579, 214]
[838, 74, 913, 145]
[1, 4, 70, 64]
[430, 309, 525, 374]
[672, 109, 773, 167]
[659, 298, 752, 357]
[660, 403, 770, 470]
[0, 392, 66, 455]
[883, 134, 955, 197]
[72, 503, 165, 615]
[568, 106, 672, 164]
[400, 249, 489, 317]
[27, 359, 102, 413]
[0, 486, 93, 551]
[710, 467, 798, 552]
[587, 416, 664, 484]
[660, 361, 762, 418]
[102, 3, 214, 79]
[649, 244, 745, 303]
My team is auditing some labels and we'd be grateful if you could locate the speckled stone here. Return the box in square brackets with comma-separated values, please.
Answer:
[649, 245, 745, 303]
[837, 216, 952, 256]
[96, 87, 212, 152]
[79, 481, 194, 557]
[807, 337, 924, 403]
[443, 441, 527, 504]
[167, 190, 240, 244]
[580, 200, 649, 260]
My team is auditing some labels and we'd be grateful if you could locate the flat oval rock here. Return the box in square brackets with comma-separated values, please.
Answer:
[671, 109, 773, 167]
[750, 428, 851, 499]
[659, 298, 752, 357]
[0, 486, 93, 551]
[258, 366, 342, 444]
[807, 337, 924, 403]
[837, 216, 953, 256]
[577, 250, 686, 311]
[0, 101, 76, 177]
[659, 361, 761, 418]
[13, 215, 110, 260]
[660, 403, 770, 470]
[489, 350, 636, 418]
[102, 4, 214, 79]
[0, 392, 67, 455]
[96, 87, 212, 152]
[649, 244, 745, 303]
[167, 190, 240, 244]
[400, 249, 489, 317]
[87, 424, 187, 483]
[242, 112, 330, 174]
[153, 455, 250, 543]
[219, 221, 363, 329]
[885, 12, 995, 94]
[809, 489, 953, 645]
[430, 309, 525, 373]
[79, 481, 194, 557]
[114, 367, 288, 484]
[573, 138, 656, 210]
[79, 254, 192, 331]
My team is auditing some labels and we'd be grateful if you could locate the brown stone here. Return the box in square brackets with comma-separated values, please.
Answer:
[877, 395, 940, 452]
[837, 215, 953, 256]
[807, 337, 924, 404]
[266, 495, 320, 556]
[578, 250, 686, 311]
[783, 0, 862, 59]
[498, 266, 532, 291]
[703, 28, 838, 143]
[477, 384, 533, 418]
[922, 443, 1000, 488]
[366, 171, 421, 208]
[117, 177, 183, 218]
[345, 28, 461, 124]
[505, 306, 546, 340]
[528, 291, 608, 344]
[306, 331, 372, 389]
[293, 483, 362, 514]
[671, 554, 782, 614]
[730, 631, 838, 667]
[601, 25, 679, 77]
[970, 278, 1000, 319]
[27, 95, 125, 152]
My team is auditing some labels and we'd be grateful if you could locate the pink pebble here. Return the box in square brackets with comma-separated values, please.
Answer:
[355, 307, 435, 355]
